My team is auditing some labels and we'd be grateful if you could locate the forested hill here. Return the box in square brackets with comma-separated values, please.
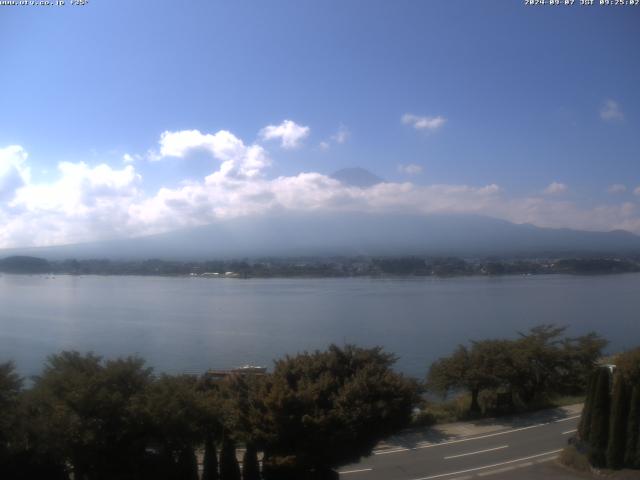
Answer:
[0, 256, 51, 274]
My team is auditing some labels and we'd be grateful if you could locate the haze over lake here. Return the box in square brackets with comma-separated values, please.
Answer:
[1, 273, 639, 378]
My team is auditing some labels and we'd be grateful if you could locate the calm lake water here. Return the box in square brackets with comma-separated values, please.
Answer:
[1, 273, 639, 379]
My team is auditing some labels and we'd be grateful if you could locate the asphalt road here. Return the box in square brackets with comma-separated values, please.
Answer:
[338, 413, 581, 480]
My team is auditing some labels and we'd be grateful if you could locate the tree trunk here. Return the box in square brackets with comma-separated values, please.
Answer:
[469, 387, 481, 416]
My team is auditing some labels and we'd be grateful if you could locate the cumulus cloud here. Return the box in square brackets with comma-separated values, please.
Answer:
[2, 161, 141, 247]
[402, 113, 446, 131]
[398, 164, 423, 175]
[158, 129, 270, 178]
[259, 120, 309, 149]
[607, 184, 627, 194]
[543, 182, 568, 195]
[3, 129, 640, 248]
[600, 99, 624, 122]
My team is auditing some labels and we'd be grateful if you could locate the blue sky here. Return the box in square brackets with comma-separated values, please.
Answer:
[0, 0, 639, 247]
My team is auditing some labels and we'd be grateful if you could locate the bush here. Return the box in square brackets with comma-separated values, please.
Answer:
[560, 446, 592, 472]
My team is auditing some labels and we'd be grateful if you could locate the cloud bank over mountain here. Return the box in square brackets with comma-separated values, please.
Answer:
[1, 124, 640, 249]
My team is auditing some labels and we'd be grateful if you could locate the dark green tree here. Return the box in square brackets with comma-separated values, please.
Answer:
[625, 386, 640, 468]
[578, 370, 598, 443]
[220, 434, 241, 480]
[242, 443, 260, 480]
[202, 434, 219, 480]
[588, 367, 612, 467]
[256, 344, 418, 475]
[606, 374, 630, 469]
[176, 446, 199, 480]
[138, 373, 217, 470]
[30, 351, 153, 480]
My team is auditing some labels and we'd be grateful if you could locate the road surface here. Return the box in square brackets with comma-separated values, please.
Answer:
[338, 409, 581, 480]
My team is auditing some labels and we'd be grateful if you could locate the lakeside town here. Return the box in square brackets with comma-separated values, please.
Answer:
[1, 255, 640, 278]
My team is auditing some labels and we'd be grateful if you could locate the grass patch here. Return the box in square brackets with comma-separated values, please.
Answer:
[559, 445, 591, 472]
[412, 393, 584, 427]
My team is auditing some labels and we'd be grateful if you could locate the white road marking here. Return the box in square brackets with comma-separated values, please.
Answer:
[339, 468, 373, 475]
[408, 449, 564, 480]
[477, 466, 515, 476]
[444, 445, 509, 460]
[562, 429, 578, 435]
[535, 455, 558, 463]
[554, 415, 581, 423]
[374, 415, 580, 456]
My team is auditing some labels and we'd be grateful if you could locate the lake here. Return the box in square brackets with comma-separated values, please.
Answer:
[1, 273, 639, 379]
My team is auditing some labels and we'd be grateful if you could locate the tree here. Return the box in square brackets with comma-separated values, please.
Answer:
[606, 373, 630, 469]
[0, 361, 22, 451]
[588, 367, 612, 467]
[176, 446, 199, 480]
[428, 341, 517, 414]
[202, 434, 219, 480]
[625, 386, 640, 468]
[220, 434, 241, 480]
[255, 344, 418, 475]
[29, 351, 153, 480]
[616, 347, 640, 385]
[428, 326, 608, 416]
[138, 373, 218, 473]
[242, 443, 260, 480]
[578, 370, 598, 443]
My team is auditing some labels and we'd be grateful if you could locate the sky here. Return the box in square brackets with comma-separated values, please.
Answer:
[0, 0, 639, 248]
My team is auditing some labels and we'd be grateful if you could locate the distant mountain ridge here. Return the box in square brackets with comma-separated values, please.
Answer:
[2, 212, 640, 261]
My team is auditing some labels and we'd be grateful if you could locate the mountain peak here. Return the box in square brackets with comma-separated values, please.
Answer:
[330, 167, 384, 188]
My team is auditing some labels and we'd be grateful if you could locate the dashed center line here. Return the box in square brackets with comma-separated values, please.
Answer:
[339, 468, 373, 475]
[408, 449, 564, 480]
[444, 445, 509, 460]
[374, 415, 580, 456]
[562, 429, 578, 435]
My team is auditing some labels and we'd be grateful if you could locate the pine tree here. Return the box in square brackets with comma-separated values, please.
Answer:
[606, 374, 630, 469]
[242, 443, 260, 480]
[579, 370, 598, 443]
[588, 367, 612, 468]
[203, 435, 220, 480]
[625, 386, 640, 468]
[220, 435, 241, 480]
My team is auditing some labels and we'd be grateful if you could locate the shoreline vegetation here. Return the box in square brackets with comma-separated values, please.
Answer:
[1, 254, 640, 278]
[0, 325, 611, 479]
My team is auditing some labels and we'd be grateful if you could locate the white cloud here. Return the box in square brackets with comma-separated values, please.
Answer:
[398, 163, 423, 175]
[3, 130, 640, 248]
[122, 153, 143, 164]
[543, 182, 568, 195]
[607, 184, 627, 194]
[158, 129, 270, 178]
[331, 125, 350, 144]
[319, 125, 350, 151]
[600, 99, 624, 122]
[634, 186, 640, 196]
[0, 145, 31, 201]
[402, 113, 446, 131]
[259, 120, 310, 149]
